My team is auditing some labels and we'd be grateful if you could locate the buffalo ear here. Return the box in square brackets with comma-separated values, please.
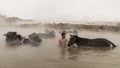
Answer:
[3, 34, 6, 36]
[70, 34, 72, 37]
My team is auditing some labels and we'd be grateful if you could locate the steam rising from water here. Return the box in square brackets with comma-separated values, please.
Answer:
[0, 26, 120, 68]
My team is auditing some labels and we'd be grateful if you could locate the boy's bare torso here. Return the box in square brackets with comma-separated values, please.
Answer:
[59, 38, 67, 47]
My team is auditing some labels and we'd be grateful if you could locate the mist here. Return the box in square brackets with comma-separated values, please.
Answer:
[0, 0, 120, 22]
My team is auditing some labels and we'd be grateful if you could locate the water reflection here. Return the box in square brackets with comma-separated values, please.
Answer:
[67, 47, 80, 60]
[60, 47, 67, 59]
[59, 46, 114, 61]
[5, 42, 42, 50]
[5, 43, 22, 48]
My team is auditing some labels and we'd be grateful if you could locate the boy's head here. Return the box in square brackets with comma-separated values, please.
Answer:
[61, 32, 66, 38]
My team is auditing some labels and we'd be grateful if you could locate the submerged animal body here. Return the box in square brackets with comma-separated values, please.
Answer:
[4, 31, 23, 45]
[29, 33, 42, 42]
[67, 35, 117, 48]
[4, 31, 42, 46]
[38, 31, 55, 38]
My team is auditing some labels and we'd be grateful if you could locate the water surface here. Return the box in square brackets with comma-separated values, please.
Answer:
[0, 26, 120, 68]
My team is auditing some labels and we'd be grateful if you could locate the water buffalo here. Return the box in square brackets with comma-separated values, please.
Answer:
[4, 31, 23, 45]
[38, 31, 55, 38]
[29, 33, 42, 42]
[4, 31, 42, 46]
[67, 35, 117, 48]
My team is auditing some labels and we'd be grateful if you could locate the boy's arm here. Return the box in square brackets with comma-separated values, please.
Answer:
[65, 39, 68, 45]
[58, 39, 61, 46]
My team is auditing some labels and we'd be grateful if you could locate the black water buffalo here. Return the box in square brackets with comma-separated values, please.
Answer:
[29, 33, 42, 42]
[67, 35, 117, 48]
[4, 31, 42, 46]
[4, 31, 23, 45]
[38, 31, 55, 38]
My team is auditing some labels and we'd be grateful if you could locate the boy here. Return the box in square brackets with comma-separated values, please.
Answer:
[59, 32, 68, 47]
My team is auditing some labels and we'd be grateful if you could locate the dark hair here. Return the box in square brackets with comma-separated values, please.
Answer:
[61, 32, 66, 36]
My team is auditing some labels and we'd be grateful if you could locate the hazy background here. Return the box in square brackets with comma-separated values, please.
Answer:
[0, 1, 120, 68]
[0, 0, 120, 22]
